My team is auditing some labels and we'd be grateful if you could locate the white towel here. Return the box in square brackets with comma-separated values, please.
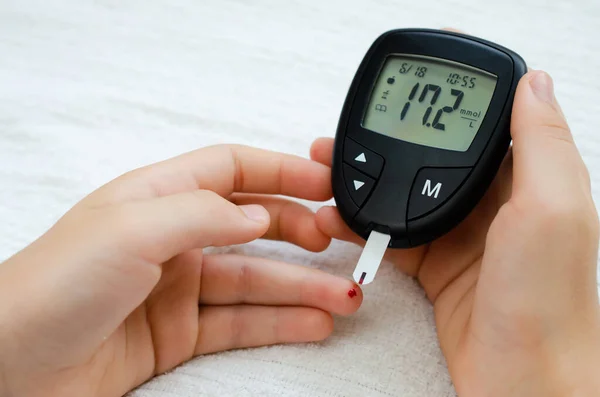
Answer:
[1, 1, 598, 396]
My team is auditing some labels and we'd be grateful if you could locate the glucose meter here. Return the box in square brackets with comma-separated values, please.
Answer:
[331, 29, 527, 284]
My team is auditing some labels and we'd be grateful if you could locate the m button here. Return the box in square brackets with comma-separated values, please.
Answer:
[408, 167, 471, 220]
[343, 138, 384, 178]
[343, 164, 375, 207]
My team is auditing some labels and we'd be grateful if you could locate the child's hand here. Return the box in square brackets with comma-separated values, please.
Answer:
[0, 146, 362, 397]
[312, 70, 600, 395]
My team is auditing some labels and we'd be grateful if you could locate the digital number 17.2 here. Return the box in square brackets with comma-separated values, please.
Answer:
[400, 83, 464, 130]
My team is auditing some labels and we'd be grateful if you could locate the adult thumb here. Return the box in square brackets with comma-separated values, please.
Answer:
[487, 70, 599, 313]
[510, 70, 591, 205]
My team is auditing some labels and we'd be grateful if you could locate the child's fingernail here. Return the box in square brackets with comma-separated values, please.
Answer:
[530, 71, 554, 103]
[239, 204, 269, 223]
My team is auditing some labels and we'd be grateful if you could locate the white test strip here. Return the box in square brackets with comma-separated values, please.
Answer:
[353, 230, 391, 285]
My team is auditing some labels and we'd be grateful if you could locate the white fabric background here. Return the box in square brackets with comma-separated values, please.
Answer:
[1, 1, 599, 396]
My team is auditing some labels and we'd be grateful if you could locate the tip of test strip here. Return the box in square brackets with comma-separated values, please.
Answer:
[353, 230, 391, 285]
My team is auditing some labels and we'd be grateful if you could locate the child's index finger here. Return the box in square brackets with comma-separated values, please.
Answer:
[83, 144, 333, 206]
[199, 254, 363, 317]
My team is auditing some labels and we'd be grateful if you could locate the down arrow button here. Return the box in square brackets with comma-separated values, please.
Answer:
[343, 164, 375, 207]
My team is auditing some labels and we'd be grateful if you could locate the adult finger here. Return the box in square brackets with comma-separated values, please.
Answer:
[199, 254, 362, 316]
[229, 194, 330, 252]
[84, 144, 333, 207]
[195, 306, 333, 355]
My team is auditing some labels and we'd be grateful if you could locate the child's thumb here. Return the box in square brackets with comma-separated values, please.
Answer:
[109, 190, 271, 263]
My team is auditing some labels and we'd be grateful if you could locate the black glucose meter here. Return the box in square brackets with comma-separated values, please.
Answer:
[332, 28, 527, 249]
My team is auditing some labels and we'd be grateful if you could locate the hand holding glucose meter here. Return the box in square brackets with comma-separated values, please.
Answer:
[331, 29, 527, 285]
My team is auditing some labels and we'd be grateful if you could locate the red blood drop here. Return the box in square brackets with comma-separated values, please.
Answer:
[347, 288, 357, 298]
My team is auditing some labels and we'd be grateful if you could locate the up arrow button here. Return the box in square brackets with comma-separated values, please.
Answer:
[354, 153, 367, 163]
[343, 138, 384, 178]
